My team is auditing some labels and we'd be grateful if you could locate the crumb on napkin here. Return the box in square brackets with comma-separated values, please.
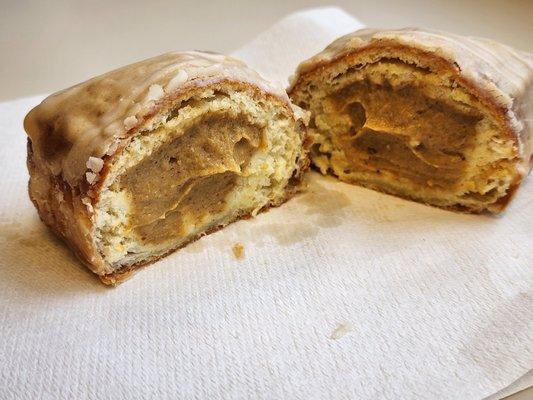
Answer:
[330, 322, 354, 340]
[232, 243, 245, 260]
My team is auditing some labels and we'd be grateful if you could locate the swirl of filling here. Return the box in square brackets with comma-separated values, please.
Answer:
[117, 112, 264, 245]
[326, 78, 481, 188]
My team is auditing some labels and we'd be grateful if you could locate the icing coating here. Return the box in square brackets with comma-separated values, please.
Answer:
[24, 51, 291, 187]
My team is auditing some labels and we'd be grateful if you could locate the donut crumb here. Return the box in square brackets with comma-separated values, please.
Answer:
[232, 243, 245, 260]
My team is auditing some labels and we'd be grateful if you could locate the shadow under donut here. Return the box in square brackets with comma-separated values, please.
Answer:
[0, 215, 106, 298]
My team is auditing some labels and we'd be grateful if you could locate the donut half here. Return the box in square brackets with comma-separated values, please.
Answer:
[25, 52, 309, 284]
[289, 28, 533, 213]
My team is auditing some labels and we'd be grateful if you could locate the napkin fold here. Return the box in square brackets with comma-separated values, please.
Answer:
[0, 7, 531, 400]
[233, 7, 363, 85]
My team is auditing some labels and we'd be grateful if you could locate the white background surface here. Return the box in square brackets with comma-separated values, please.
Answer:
[1, 0, 533, 101]
[0, 3, 532, 400]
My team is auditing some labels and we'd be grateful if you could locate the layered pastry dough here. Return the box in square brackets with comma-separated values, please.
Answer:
[289, 28, 533, 213]
[25, 52, 308, 284]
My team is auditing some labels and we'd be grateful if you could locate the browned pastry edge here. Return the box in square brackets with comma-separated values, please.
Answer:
[27, 80, 310, 285]
[309, 165, 521, 215]
[288, 41, 533, 213]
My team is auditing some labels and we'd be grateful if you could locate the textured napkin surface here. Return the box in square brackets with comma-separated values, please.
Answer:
[0, 7, 532, 400]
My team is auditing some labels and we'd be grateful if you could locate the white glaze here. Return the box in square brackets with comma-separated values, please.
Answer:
[24, 51, 291, 187]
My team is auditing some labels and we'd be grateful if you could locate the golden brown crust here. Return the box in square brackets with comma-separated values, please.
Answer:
[289, 28, 533, 213]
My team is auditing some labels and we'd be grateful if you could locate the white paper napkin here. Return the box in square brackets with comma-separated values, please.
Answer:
[0, 7, 531, 400]
[233, 7, 362, 86]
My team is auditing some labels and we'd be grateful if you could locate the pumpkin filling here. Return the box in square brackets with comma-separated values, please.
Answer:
[326, 81, 482, 188]
[118, 112, 264, 245]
